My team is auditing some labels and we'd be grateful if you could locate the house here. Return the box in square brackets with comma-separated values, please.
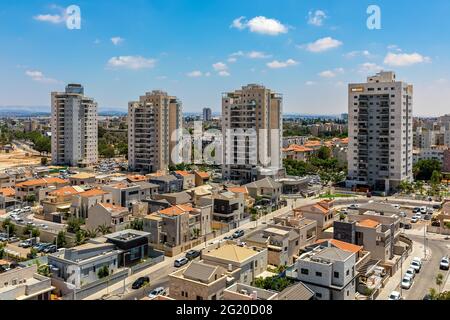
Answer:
[70, 188, 113, 219]
[126, 175, 148, 184]
[148, 174, 183, 194]
[277, 282, 315, 301]
[201, 243, 268, 285]
[290, 246, 357, 300]
[246, 214, 317, 266]
[223, 283, 278, 300]
[188, 185, 213, 206]
[226, 186, 255, 208]
[169, 261, 231, 300]
[0, 265, 54, 300]
[194, 171, 210, 186]
[293, 200, 337, 232]
[199, 190, 245, 229]
[244, 177, 282, 206]
[102, 182, 155, 210]
[355, 202, 402, 216]
[41, 186, 84, 216]
[69, 172, 96, 186]
[174, 171, 195, 190]
[282, 145, 314, 162]
[154, 191, 192, 206]
[333, 211, 402, 264]
[48, 242, 121, 286]
[15, 177, 68, 201]
[86, 203, 131, 233]
[0, 173, 14, 188]
[104, 229, 151, 266]
[0, 187, 15, 198]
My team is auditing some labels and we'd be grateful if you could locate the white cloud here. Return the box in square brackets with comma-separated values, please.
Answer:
[218, 71, 230, 77]
[305, 81, 317, 86]
[319, 70, 337, 78]
[344, 50, 372, 59]
[247, 51, 271, 59]
[308, 10, 327, 26]
[231, 16, 246, 30]
[359, 62, 383, 74]
[205, 72, 211, 77]
[187, 71, 203, 78]
[213, 62, 228, 71]
[387, 44, 402, 52]
[25, 70, 57, 83]
[33, 14, 65, 24]
[384, 52, 431, 67]
[107, 56, 156, 70]
[266, 59, 298, 69]
[230, 51, 245, 57]
[111, 37, 124, 46]
[304, 37, 343, 53]
[228, 57, 237, 63]
[231, 16, 288, 36]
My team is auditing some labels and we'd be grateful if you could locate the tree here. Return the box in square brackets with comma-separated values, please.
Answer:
[67, 217, 84, 234]
[317, 146, 331, 160]
[96, 224, 112, 236]
[55, 231, 67, 248]
[413, 159, 442, 181]
[2, 218, 16, 235]
[436, 273, 444, 293]
[41, 157, 48, 165]
[97, 266, 110, 279]
[37, 264, 51, 277]
[431, 170, 443, 185]
[75, 230, 86, 245]
[25, 194, 36, 203]
[253, 276, 293, 292]
[27, 248, 38, 259]
[85, 229, 98, 239]
[31, 228, 40, 238]
[129, 219, 144, 231]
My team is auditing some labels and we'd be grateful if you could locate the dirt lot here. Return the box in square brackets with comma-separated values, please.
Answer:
[0, 148, 42, 171]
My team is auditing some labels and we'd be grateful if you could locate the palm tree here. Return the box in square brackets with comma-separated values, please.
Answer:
[85, 229, 98, 238]
[96, 224, 112, 236]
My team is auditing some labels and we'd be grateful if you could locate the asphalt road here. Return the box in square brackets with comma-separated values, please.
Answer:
[402, 235, 450, 300]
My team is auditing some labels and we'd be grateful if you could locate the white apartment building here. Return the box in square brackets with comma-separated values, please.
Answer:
[347, 72, 413, 193]
[128, 90, 183, 173]
[51, 84, 98, 167]
[222, 84, 283, 184]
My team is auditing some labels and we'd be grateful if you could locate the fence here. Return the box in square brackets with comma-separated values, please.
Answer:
[130, 254, 165, 275]
[427, 225, 450, 235]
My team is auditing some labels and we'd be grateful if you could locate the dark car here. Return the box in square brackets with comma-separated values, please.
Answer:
[433, 204, 442, 210]
[132, 276, 150, 290]
[185, 250, 201, 261]
[43, 245, 57, 254]
[403, 223, 412, 230]
[232, 230, 245, 239]
[412, 207, 420, 213]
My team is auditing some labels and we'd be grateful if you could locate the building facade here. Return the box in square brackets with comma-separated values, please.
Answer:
[51, 84, 98, 167]
[128, 90, 183, 173]
[222, 84, 283, 184]
[347, 72, 413, 193]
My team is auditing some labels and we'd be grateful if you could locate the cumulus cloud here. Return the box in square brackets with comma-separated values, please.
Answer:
[107, 56, 156, 70]
[111, 37, 124, 46]
[186, 71, 203, 78]
[308, 10, 327, 26]
[247, 51, 272, 59]
[231, 16, 288, 35]
[33, 5, 68, 25]
[383, 52, 431, 67]
[213, 62, 228, 71]
[318, 68, 344, 78]
[303, 37, 343, 53]
[359, 62, 383, 74]
[305, 81, 317, 86]
[344, 50, 372, 59]
[25, 70, 57, 83]
[218, 71, 230, 77]
[266, 59, 298, 69]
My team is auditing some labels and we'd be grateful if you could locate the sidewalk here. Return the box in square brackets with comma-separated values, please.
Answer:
[377, 239, 430, 300]
[83, 197, 317, 300]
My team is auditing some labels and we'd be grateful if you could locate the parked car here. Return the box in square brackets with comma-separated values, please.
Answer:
[413, 257, 422, 266]
[348, 204, 359, 210]
[232, 230, 245, 239]
[433, 204, 442, 210]
[440, 257, 449, 270]
[185, 250, 201, 261]
[401, 276, 413, 289]
[388, 291, 401, 300]
[223, 236, 233, 241]
[399, 212, 407, 218]
[391, 204, 401, 209]
[43, 245, 57, 253]
[411, 217, 418, 224]
[174, 257, 189, 268]
[19, 240, 32, 248]
[148, 287, 167, 299]
[132, 276, 150, 290]
[410, 261, 421, 273]
[405, 268, 416, 279]
[424, 214, 432, 221]
[412, 207, 421, 214]
[420, 207, 427, 214]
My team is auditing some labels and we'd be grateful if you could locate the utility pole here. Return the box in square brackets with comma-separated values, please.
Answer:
[423, 226, 427, 259]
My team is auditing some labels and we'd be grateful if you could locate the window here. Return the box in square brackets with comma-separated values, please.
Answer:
[334, 271, 339, 278]
[316, 271, 322, 277]
[316, 292, 322, 298]
[301, 268, 309, 275]
[346, 269, 350, 276]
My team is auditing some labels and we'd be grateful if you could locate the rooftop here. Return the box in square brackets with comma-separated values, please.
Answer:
[203, 244, 261, 263]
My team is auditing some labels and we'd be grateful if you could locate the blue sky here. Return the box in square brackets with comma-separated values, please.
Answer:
[1, 0, 450, 116]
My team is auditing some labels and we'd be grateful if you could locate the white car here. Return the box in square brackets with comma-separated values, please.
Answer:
[148, 287, 167, 299]
[440, 257, 449, 270]
[411, 216, 418, 223]
[410, 261, 421, 273]
[412, 257, 422, 266]
[420, 207, 427, 214]
[405, 268, 416, 279]
[399, 212, 407, 218]
[401, 276, 413, 289]
[388, 291, 401, 300]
